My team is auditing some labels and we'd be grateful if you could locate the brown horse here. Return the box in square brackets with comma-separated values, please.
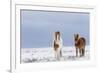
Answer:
[74, 34, 86, 57]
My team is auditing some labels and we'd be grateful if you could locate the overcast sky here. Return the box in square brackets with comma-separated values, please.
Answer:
[21, 10, 90, 48]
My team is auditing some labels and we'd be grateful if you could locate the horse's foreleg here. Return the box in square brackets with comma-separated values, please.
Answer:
[60, 50, 62, 57]
[57, 52, 59, 60]
[79, 49, 82, 57]
[76, 48, 78, 57]
[54, 51, 57, 59]
[57, 50, 61, 60]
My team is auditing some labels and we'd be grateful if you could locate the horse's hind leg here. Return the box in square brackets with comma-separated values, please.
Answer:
[82, 48, 85, 56]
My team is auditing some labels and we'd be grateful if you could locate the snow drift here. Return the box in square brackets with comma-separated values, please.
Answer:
[21, 46, 90, 63]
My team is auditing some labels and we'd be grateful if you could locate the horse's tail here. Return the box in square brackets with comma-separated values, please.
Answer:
[81, 37, 86, 56]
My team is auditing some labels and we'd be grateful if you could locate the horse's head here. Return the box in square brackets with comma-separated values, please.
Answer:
[55, 31, 60, 40]
[74, 34, 79, 43]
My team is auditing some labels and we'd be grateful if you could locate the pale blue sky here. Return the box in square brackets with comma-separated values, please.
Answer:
[21, 10, 90, 48]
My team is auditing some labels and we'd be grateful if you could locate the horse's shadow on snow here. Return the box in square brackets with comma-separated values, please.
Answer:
[62, 55, 80, 61]
[67, 56, 77, 60]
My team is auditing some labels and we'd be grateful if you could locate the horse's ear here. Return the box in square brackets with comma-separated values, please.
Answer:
[77, 34, 79, 37]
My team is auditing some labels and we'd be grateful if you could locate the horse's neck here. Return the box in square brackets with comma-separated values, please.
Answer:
[55, 39, 59, 43]
[76, 38, 80, 44]
[55, 37, 62, 43]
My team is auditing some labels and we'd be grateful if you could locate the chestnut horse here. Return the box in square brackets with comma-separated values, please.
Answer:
[74, 34, 86, 57]
[53, 31, 63, 60]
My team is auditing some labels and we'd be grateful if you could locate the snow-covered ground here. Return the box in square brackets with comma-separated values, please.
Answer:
[21, 46, 90, 63]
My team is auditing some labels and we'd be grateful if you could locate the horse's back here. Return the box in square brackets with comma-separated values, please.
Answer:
[80, 37, 86, 45]
[78, 37, 86, 48]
